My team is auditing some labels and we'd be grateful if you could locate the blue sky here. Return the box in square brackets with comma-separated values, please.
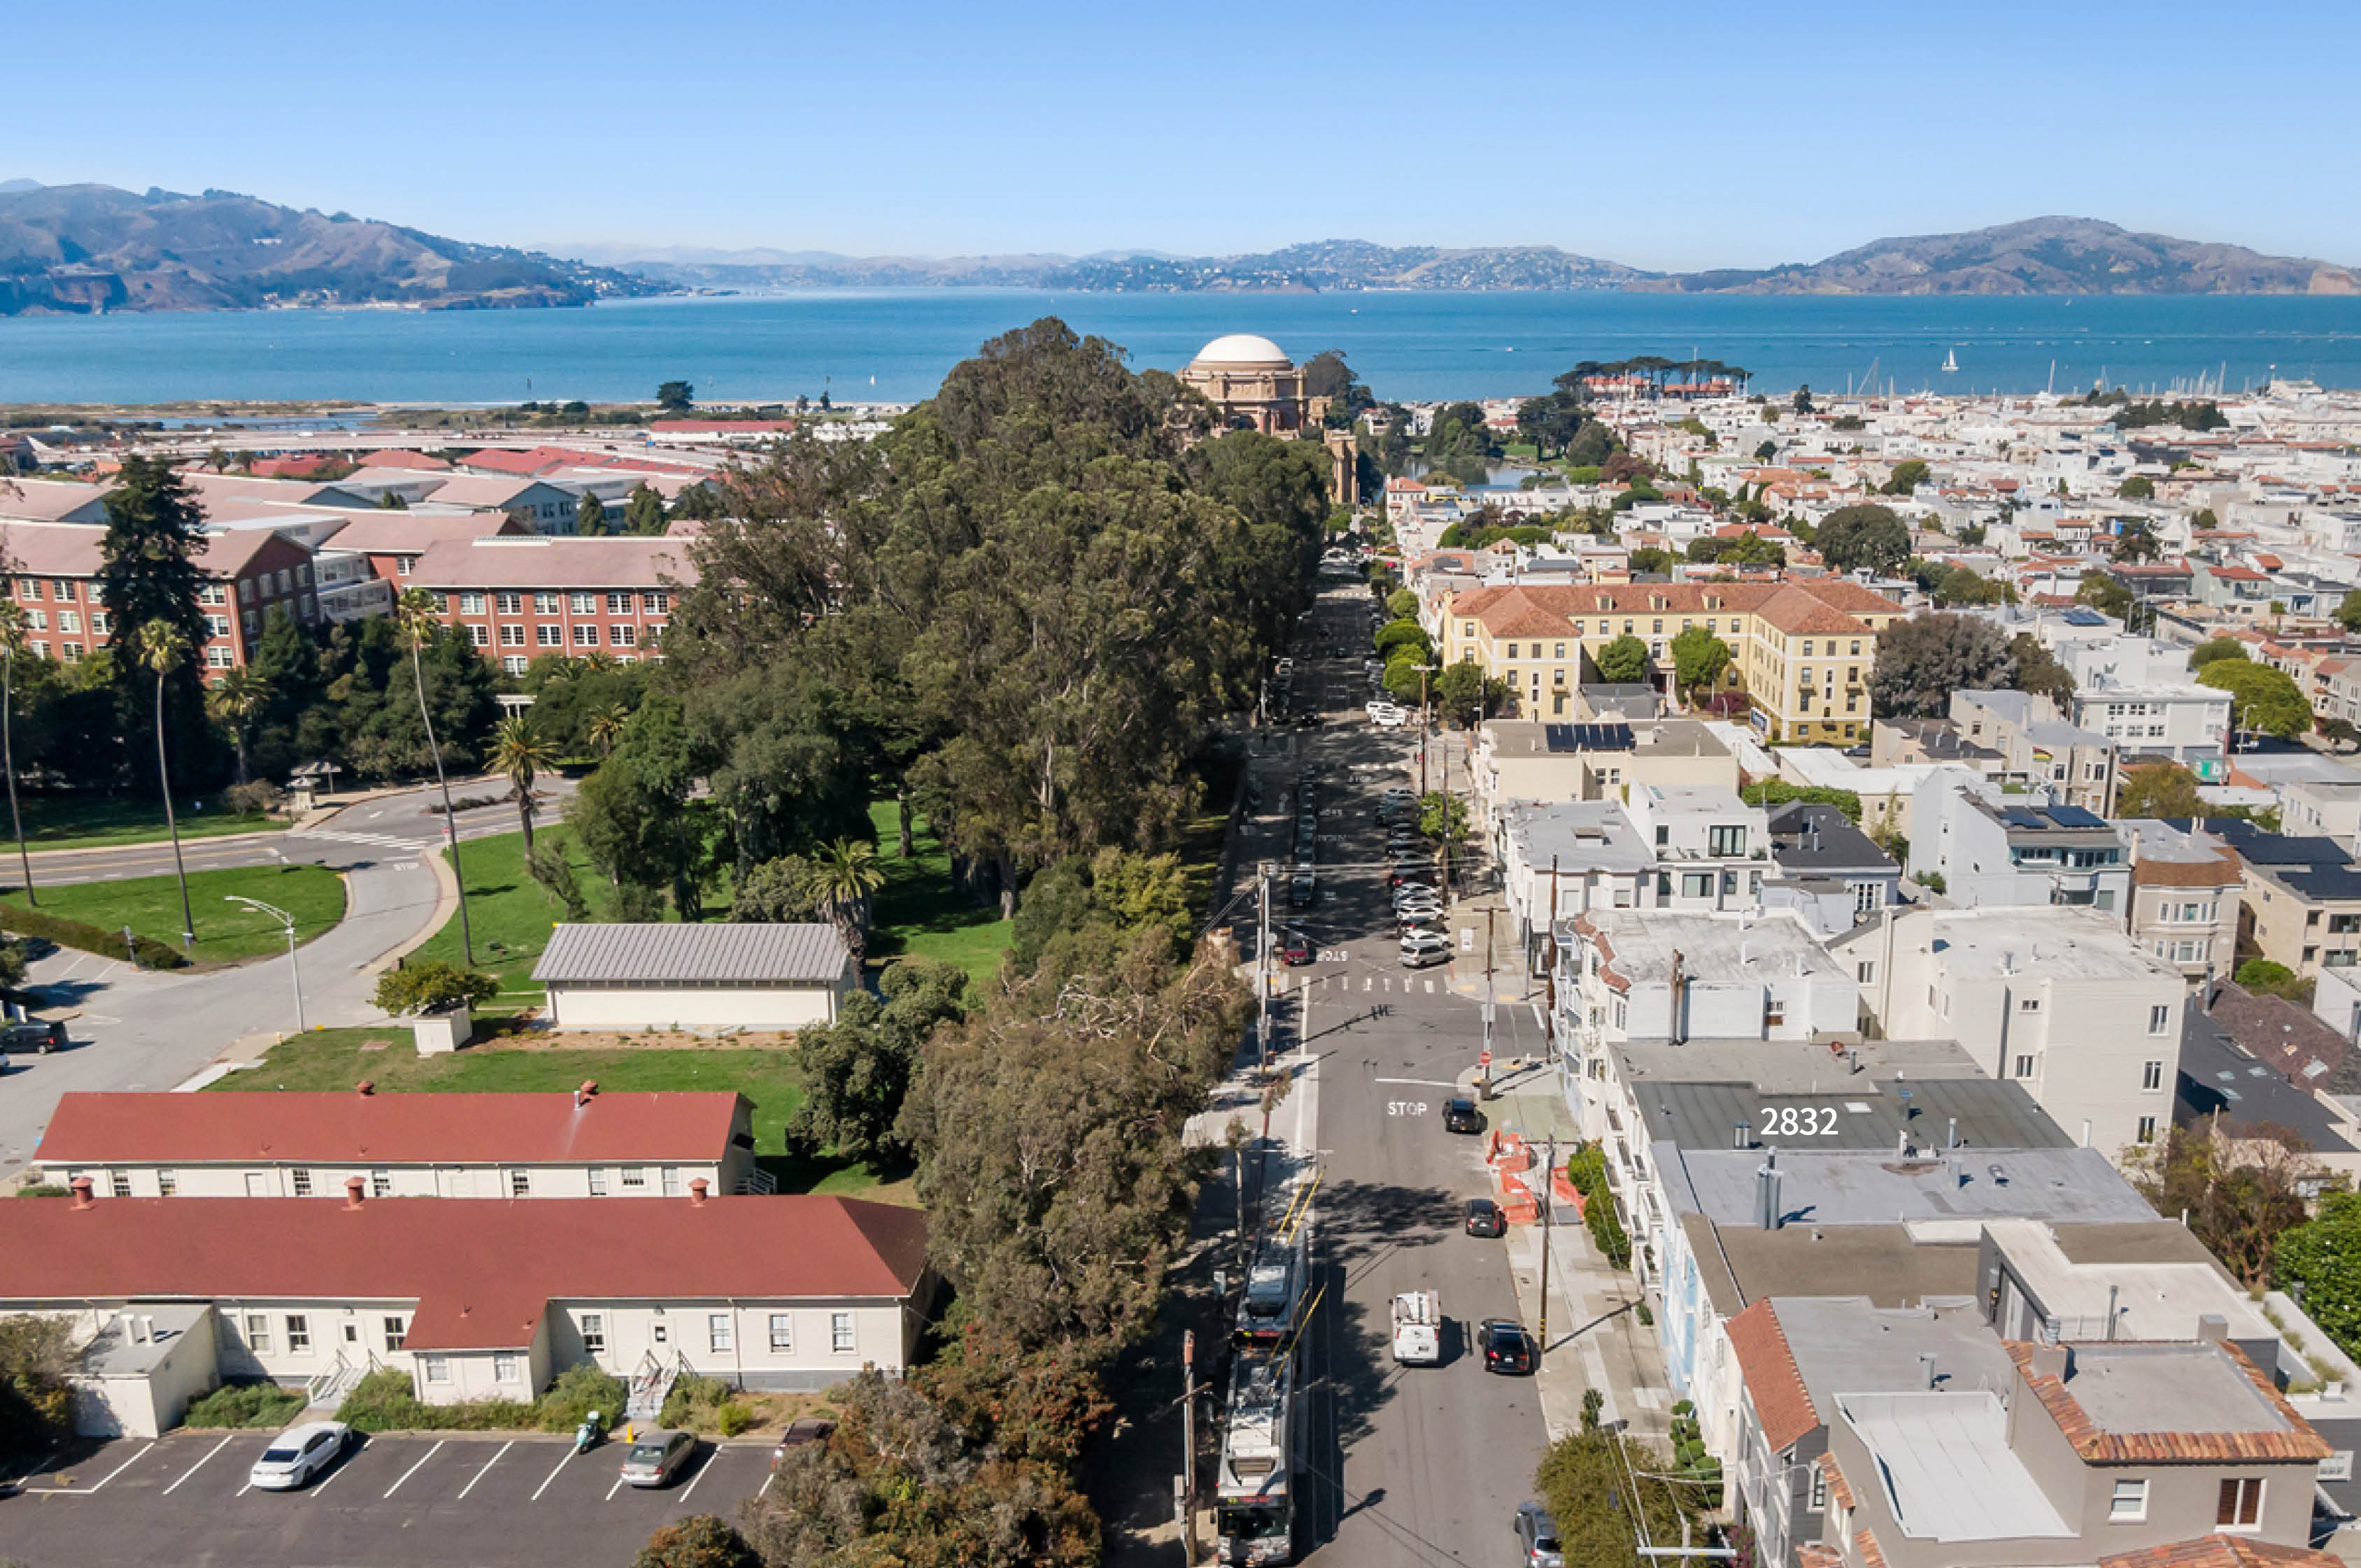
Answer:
[8, 0, 2357, 269]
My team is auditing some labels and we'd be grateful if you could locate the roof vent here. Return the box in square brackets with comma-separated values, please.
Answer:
[69, 1176, 94, 1210]
[356, 1080, 374, 1096]
[344, 1176, 366, 1209]
[689, 1178, 709, 1207]
[576, 1080, 599, 1108]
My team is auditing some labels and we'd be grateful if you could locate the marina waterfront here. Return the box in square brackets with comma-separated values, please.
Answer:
[2, 289, 2360, 407]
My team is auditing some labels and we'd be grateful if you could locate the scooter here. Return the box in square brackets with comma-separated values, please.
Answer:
[574, 1411, 603, 1455]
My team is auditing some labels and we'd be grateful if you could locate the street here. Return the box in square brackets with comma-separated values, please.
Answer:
[1231, 577, 1554, 1566]
[0, 779, 573, 1176]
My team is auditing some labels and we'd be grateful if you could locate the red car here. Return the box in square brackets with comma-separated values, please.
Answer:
[1276, 932, 1316, 967]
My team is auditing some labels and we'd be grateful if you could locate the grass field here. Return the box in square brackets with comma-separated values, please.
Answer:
[11, 796, 283, 853]
[864, 801, 1010, 993]
[409, 827, 590, 1013]
[1, 862, 346, 964]
[210, 1027, 897, 1196]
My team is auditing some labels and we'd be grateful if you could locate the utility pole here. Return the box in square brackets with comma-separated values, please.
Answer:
[1415, 661, 1437, 797]
[1256, 862, 1275, 1075]
[1182, 1329, 1199, 1565]
[1544, 855, 1561, 1051]
[1538, 1133, 1558, 1361]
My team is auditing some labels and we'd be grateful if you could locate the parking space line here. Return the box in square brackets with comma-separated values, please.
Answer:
[309, 1438, 367, 1496]
[676, 1446, 718, 1502]
[383, 1439, 443, 1498]
[161, 1434, 236, 1495]
[80, 1442, 155, 1493]
[605, 1470, 629, 1500]
[531, 1446, 576, 1501]
[458, 1440, 512, 1499]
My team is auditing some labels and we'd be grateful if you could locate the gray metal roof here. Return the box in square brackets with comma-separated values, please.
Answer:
[1629, 1074, 2069, 1154]
[1669, 1144, 2153, 1227]
[1765, 801, 1894, 874]
[532, 922, 848, 985]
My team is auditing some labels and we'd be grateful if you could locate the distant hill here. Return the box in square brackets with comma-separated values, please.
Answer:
[0, 184, 660, 315]
[1634, 217, 2360, 296]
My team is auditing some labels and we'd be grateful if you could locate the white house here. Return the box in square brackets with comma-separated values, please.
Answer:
[31, 1086, 762, 1199]
[533, 922, 854, 1034]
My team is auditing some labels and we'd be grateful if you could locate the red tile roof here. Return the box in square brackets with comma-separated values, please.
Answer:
[2097, 1536, 2344, 1568]
[0, 1194, 928, 1351]
[357, 449, 453, 471]
[460, 446, 586, 477]
[1727, 1299, 1820, 1450]
[2006, 1341, 2331, 1464]
[35, 1090, 745, 1167]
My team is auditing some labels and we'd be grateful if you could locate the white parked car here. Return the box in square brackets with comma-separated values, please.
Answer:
[248, 1421, 353, 1491]
[1370, 706, 1407, 728]
[1401, 932, 1449, 968]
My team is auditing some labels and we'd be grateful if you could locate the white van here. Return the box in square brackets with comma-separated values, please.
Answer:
[1391, 1290, 1442, 1364]
[1400, 931, 1449, 968]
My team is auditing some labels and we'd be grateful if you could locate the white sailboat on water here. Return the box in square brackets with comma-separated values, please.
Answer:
[1941, 348, 1960, 374]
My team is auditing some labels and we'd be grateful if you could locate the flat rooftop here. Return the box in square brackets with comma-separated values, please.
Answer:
[1837, 1391, 2073, 1541]
[1668, 1144, 2150, 1227]
[1919, 906, 2178, 983]
[1498, 800, 1652, 873]
[1683, 1216, 1983, 1318]
[2059, 1343, 2288, 1437]
[1575, 909, 1848, 988]
[1984, 1216, 2271, 1339]
[1626, 1069, 2068, 1154]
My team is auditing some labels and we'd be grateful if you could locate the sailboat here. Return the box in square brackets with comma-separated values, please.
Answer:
[1941, 349, 1960, 374]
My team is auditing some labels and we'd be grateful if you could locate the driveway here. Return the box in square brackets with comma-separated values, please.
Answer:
[0, 779, 576, 1176]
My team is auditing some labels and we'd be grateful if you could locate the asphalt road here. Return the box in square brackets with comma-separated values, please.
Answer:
[1240, 583, 1552, 1567]
[0, 1427, 773, 1568]
[0, 779, 575, 1176]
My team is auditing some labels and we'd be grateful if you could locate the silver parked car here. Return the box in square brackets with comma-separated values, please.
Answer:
[619, 1428, 697, 1488]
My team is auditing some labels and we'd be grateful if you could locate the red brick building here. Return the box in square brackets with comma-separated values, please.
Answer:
[409, 535, 696, 675]
[0, 520, 322, 673]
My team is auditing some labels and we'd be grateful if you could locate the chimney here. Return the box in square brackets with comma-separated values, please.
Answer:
[689, 1178, 709, 1207]
[2197, 1313, 2229, 1345]
[1756, 1150, 1783, 1231]
[1918, 1353, 1938, 1390]
[69, 1176, 94, 1209]
[576, 1080, 599, 1109]
[356, 1080, 374, 1096]
[1669, 950, 1687, 1046]
[1945, 1116, 1959, 1150]
[344, 1176, 366, 1210]
[125, 1313, 148, 1344]
[2031, 1343, 2071, 1383]
[1734, 1120, 1751, 1150]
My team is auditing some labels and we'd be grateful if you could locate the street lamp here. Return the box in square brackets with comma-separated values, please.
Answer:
[1412, 662, 1438, 795]
[225, 894, 305, 1033]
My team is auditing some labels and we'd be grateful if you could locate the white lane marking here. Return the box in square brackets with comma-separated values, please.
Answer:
[1373, 1078, 1460, 1088]
[605, 1471, 629, 1500]
[677, 1447, 716, 1502]
[236, 1479, 255, 1497]
[1362, 977, 1371, 991]
[309, 1438, 366, 1496]
[1425, 980, 1435, 994]
[530, 1446, 576, 1501]
[80, 1442, 155, 1492]
[161, 1434, 236, 1495]
[458, 1440, 511, 1499]
[383, 1439, 442, 1498]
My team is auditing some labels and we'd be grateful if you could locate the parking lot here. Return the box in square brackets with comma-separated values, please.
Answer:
[0, 1427, 776, 1568]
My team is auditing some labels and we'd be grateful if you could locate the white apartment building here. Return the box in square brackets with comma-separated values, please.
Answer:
[1626, 783, 1771, 913]
[1832, 905, 2185, 1160]
[1910, 776, 2131, 912]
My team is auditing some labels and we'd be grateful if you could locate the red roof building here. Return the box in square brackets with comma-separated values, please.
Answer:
[410, 534, 697, 673]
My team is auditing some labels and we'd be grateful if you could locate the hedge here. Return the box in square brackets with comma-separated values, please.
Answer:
[334, 1369, 532, 1433]
[1566, 1143, 1633, 1269]
[0, 905, 185, 969]
[185, 1382, 306, 1429]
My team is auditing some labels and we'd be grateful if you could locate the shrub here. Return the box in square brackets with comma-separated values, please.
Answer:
[184, 1381, 306, 1429]
[372, 960, 499, 1017]
[660, 1374, 737, 1432]
[1564, 1144, 1632, 1269]
[220, 781, 287, 817]
[716, 1401, 757, 1438]
[15, 1185, 68, 1197]
[633, 1515, 758, 1568]
[535, 1364, 626, 1434]
[1579, 1386, 1604, 1434]
[334, 1368, 532, 1432]
[0, 904, 185, 969]
[1636, 1300, 1654, 1327]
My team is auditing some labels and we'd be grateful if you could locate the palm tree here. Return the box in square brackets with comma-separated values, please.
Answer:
[204, 668, 271, 785]
[807, 838, 886, 969]
[396, 588, 474, 964]
[133, 621, 197, 946]
[586, 702, 630, 759]
[0, 602, 34, 906]
[489, 714, 560, 855]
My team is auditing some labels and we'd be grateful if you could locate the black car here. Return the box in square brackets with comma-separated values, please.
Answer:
[0, 1019, 64, 1055]
[1442, 1098, 1484, 1134]
[1276, 931, 1316, 967]
[1465, 1197, 1505, 1237]
[1480, 1318, 1534, 1376]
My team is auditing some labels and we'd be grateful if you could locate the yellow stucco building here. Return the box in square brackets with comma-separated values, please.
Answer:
[1435, 579, 1906, 743]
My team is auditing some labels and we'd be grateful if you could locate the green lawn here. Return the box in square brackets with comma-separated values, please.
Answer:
[208, 1027, 891, 1194]
[864, 801, 1010, 992]
[12, 796, 284, 852]
[2, 862, 345, 964]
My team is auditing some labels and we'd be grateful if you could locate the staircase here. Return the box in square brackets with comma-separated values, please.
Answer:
[625, 1350, 681, 1424]
[737, 1168, 778, 1195]
[307, 1352, 366, 1409]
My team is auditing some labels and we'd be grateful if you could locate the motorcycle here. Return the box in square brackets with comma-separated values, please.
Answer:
[574, 1411, 603, 1455]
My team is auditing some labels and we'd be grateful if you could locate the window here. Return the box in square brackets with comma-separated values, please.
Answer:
[831, 1313, 856, 1353]
[16, 579, 38, 599]
[1853, 881, 1880, 918]
[239, 578, 254, 603]
[22, 610, 41, 632]
[90, 611, 108, 635]
[1681, 871, 1713, 899]
[468, 625, 489, 647]
[589, 1168, 609, 1195]
[494, 1352, 518, 1383]
[460, 592, 486, 614]
[613, 624, 637, 647]
[241, 611, 257, 636]
[205, 614, 229, 637]
[581, 1313, 606, 1354]
[607, 591, 631, 614]
[537, 625, 562, 646]
[643, 592, 669, 614]
[662, 1167, 683, 1197]
[709, 1313, 734, 1353]
[422, 1354, 450, 1384]
[275, 569, 292, 595]
[770, 1314, 795, 1352]
[2137, 1114, 2159, 1143]
[1857, 960, 1876, 983]
[288, 1315, 311, 1353]
[384, 1316, 407, 1351]
[292, 1167, 313, 1197]
[57, 611, 77, 634]
[397, 555, 416, 576]
[2014, 1054, 2036, 1078]
[2019, 998, 2041, 1013]
[569, 592, 595, 615]
[2143, 1060, 2165, 1092]
[2218, 1478, 2262, 1529]
[1708, 825, 1745, 857]
[497, 592, 522, 614]
[371, 1169, 391, 1198]
[502, 655, 528, 676]
[1554, 642, 1566, 659]
[110, 1169, 131, 1198]
[621, 1167, 650, 1190]
[2148, 1004, 2171, 1035]
[534, 592, 559, 613]
[245, 1313, 272, 1354]
[157, 1168, 176, 1196]
[574, 625, 598, 646]
[509, 1169, 530, 1197]
[500, 624, 525, 646]
[1808, 1465, 1828, 1511]
[1506, 643, 1519, 660]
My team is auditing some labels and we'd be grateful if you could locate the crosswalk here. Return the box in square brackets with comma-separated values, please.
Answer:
[292, 828, 420, 851]
[1274, 973, 1440, 995]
